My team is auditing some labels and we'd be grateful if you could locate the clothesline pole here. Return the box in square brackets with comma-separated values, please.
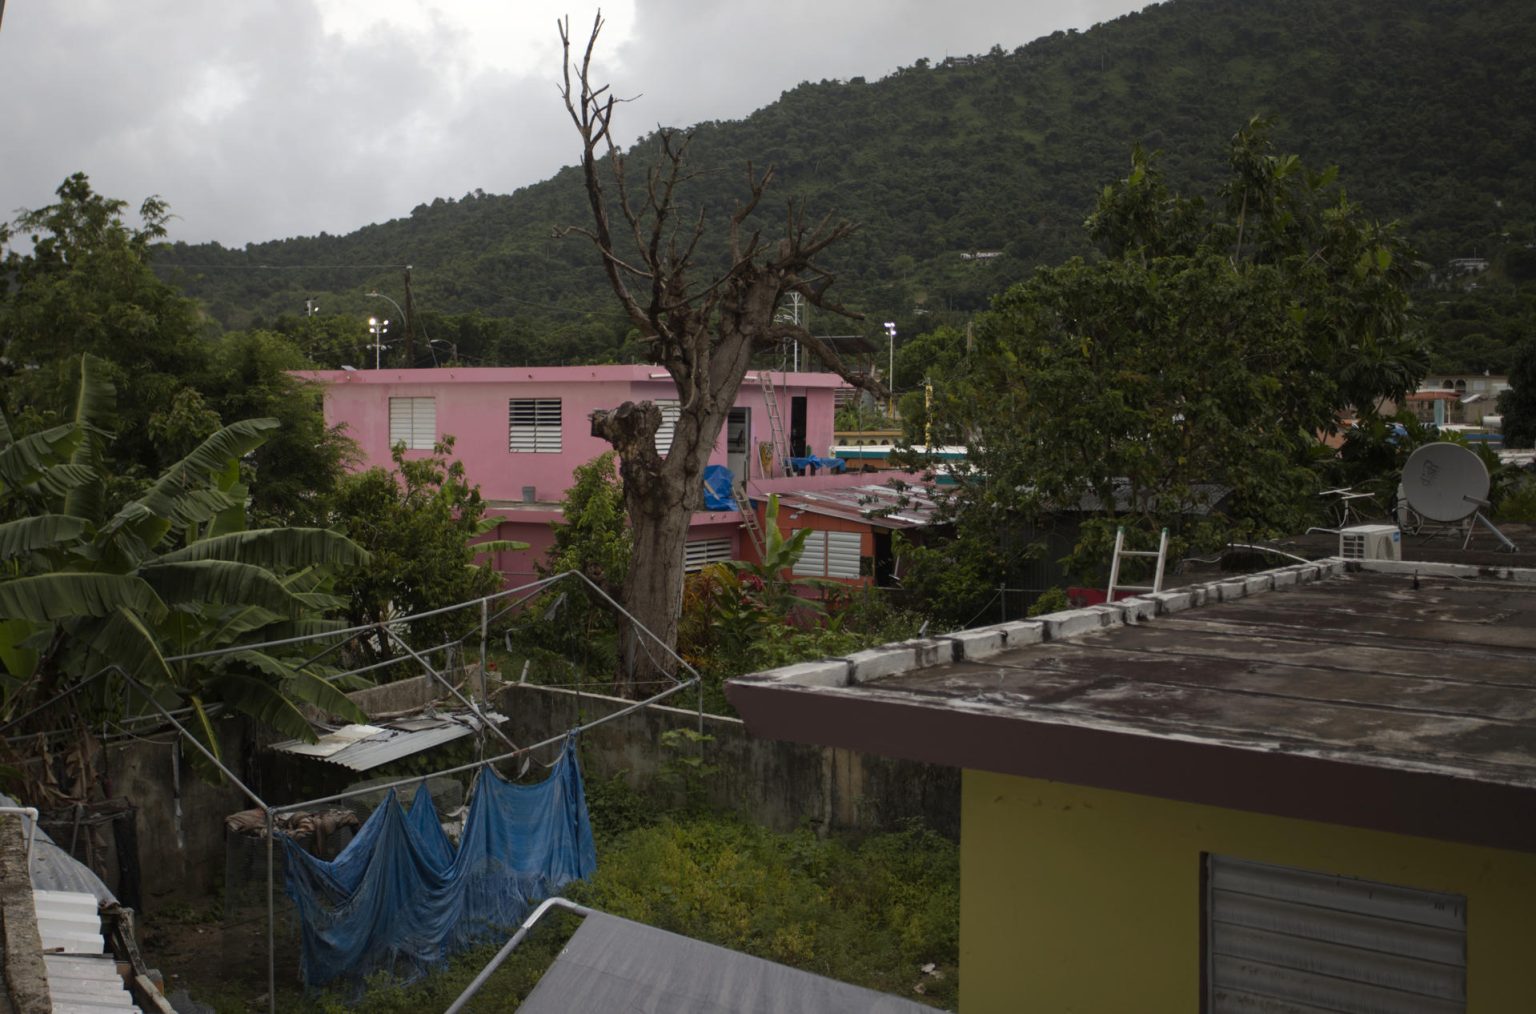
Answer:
[380, 625, 520, 754]
[272, 677, 698, 814]
[266, 808, 276, 1014]
[479, 598, 490, 710]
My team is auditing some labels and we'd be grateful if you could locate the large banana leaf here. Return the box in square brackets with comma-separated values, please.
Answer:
[0, 573, 167, 622]
[0, 425, 84, 497]
[470, 539, 529, 556]
[0, 618, 43, 682]
[155, 528, 370, 570]
[0, 515, 88, 561]
[63, 354, 115, 523]
[218, 649, 367, 725]
[205, 670, 319, 744]
[137, 560, 310, 616]
[80, 608, 179, 686]
[134, 419, 278, 521]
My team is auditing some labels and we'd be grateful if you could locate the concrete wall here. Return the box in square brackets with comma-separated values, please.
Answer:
[0, 817, 48, 1013]
[101, 717, 252, 904]
[496, 683, 959, 838]
[961, 769, 1536, 1014]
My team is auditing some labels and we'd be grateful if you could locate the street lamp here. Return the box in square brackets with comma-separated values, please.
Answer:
[367, 288, 434, 366]
[428, 337, 459, 366]
[883, 321, 897, 415]
[368, 317, 390, 369]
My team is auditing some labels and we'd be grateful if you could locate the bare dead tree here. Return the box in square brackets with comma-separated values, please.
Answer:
[559, 13, 882, 696]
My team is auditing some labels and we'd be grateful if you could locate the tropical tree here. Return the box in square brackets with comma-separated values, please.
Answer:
[0, 356, 370, 794]
[0, 174, 209, 484]
[560, 16, 878, 694]
[904, 124, 1426, 597]
[327, 437, 524, 666]
[1498, 338, 1536, 448]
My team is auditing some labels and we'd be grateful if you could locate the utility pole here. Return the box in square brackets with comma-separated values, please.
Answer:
[402, 265, 418, 367]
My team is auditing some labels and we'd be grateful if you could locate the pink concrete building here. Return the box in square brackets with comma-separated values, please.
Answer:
[295, 366, 880, 584]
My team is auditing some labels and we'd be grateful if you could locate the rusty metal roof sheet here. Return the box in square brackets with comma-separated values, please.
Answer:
[727, 559, 1536, 854]
[772, 483, 941, 529]
[270, 711, 504, 772]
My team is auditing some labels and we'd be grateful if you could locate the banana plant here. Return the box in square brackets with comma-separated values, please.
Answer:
[0, 355, 372, 785]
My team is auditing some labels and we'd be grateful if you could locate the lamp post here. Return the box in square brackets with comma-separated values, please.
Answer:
[883, 321, 897, 415]
[367, 286, 430, 366]
[428, 337, 459, 366]
[368, 317, 390, 369]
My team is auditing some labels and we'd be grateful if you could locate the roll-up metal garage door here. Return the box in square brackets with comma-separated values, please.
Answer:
[1206, 854, 1466, 1014]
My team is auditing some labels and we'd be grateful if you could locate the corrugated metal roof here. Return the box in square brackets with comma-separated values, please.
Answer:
[0, 793, 116, 903]
[270, 711, 504, 772]
[773, 483, 941, 530]
[517, 911, 932, 1014]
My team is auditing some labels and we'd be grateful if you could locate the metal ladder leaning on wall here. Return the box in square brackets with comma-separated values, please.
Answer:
[735, 481, 766, 559]
[756, 370, 793, 476]
[1106, 527, 1169, 604]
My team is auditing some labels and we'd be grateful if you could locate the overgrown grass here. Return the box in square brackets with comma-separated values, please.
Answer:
[567, 816, 960, 1008]
[163, 779, 959, 1012]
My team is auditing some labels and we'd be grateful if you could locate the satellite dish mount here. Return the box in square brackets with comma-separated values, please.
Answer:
[1401, 443, 1516, 551]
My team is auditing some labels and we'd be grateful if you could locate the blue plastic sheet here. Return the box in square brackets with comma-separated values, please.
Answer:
[281, 737, 597, 989]
[702, 464, 737, 510]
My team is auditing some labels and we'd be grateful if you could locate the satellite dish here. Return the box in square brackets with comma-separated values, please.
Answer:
[1403, 443, 1488, 523]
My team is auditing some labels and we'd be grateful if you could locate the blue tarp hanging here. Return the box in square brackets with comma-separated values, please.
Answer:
[702, 464, 736, 511]
[281, 736, 597, 989]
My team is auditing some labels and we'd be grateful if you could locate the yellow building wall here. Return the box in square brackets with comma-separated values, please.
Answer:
[961, 769, 1536, 1013]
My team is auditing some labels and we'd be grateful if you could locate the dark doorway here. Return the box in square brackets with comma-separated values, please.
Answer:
[873, 530, 894, 586]
[790, 396, 808, 457]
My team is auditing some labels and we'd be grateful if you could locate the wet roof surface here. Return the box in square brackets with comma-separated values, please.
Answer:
[727, 562, 1536, 851]
[874, 571, 1536, 781]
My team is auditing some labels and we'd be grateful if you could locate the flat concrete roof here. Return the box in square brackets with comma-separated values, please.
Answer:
[725, 560, 1536, 853]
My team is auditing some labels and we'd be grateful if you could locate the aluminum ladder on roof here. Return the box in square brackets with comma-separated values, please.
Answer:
[734, 480, 766, 560]
[755, 371, 793, 476]
[1106, 526, 1168, 604]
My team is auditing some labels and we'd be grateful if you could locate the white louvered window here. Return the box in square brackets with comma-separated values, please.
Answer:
[1206, 854, 1466, 1013]
[684, 538, 733, 572]
[388, 397, 436, 450]
[654, 400, 681, 456]
[508, 398, 562, 453]
[792, 530, 862, 579]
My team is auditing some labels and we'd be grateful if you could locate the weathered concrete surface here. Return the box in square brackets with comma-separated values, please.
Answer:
[0, 818, 49, 1014]
[729, 566, 1536, 853]
[496, 684, 959, 839]
[102, 717, 251, 903]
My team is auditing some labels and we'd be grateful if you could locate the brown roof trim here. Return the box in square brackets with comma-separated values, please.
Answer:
[725, 678, 1536, 854]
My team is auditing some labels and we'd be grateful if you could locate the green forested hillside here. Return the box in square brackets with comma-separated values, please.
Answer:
[154, 0, 1536, 371]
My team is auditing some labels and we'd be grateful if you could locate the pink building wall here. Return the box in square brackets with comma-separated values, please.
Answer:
[294, 365, 847, 504]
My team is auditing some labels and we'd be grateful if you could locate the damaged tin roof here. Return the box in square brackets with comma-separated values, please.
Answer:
[270, 710, 504, 772]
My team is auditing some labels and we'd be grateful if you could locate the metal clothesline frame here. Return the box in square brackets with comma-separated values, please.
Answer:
[3, 569, 706, 1013]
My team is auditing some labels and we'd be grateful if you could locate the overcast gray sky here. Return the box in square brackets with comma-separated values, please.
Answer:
[1, 1, 1145, 247]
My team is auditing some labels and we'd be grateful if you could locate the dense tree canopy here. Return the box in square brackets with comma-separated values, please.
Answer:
[900, 126, 1425, 614]
[154, 0, 1535, 379]
[327, 438, 522, 664]
[0, 175, 353, 525]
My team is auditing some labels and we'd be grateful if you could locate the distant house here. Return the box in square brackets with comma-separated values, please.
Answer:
[727, 559, 1536, 1012]
[294, 366, 923, 583]
[1406, 376, 1510, 429]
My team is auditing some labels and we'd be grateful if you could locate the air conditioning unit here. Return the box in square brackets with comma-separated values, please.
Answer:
[1339, 524, 1401, 561]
